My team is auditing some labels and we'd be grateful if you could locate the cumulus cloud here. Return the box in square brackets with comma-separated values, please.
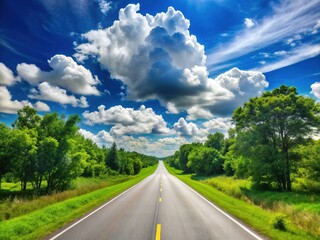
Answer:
[202, 117, 233, 134]
[244, 18, 255, 28]
[116, 135, 188, 157]
[311, 82, 320, 99]
[83, 105, 171, 135]
[174, 118, 202, 137]
[0, 62, 19, 86]
[34, 101, 51, 112]
[29, 82, 89, 108]
[186, 106, 213, 120]
[74, 4, 268, 117]
[0, 86, 49, 114]
[17, 54, 100, 95]
[79, 129, 114, 146]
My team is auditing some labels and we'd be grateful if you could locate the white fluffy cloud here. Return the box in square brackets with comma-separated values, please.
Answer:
[83, 105, 171, 135]
[174, 118, 199, 137]
[17, 54, 100, 95]
[311, 82, 320, 99]
[244, 18, 255, 28]
[202, 117, 233, 134]
[29, 82, 89, 108]
[79, 129, 114, 146]
[75, 4, 268, 117]
[116, 135, 188, 157]
[187, 106, 213, 120]
[0, 86, 49, 114]
[0, 62, 19, 86]
[34, 101, 51, 112]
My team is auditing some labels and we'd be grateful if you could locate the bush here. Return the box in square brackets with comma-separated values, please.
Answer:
[271, 213, 287, 231]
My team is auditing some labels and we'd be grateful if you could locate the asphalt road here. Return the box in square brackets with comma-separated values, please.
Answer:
[49, 161, 265, 240]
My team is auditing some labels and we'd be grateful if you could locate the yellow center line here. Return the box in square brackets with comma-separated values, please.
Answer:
[155, 224, 161, 240]
[160, 188, 162, 192]
[159, 197, 162, 202]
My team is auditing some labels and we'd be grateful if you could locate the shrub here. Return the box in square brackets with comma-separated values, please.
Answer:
[271, 213, 287, 231]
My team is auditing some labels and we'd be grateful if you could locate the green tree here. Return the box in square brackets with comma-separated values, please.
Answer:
[10, 129, 37, 190]
[12, 106, 41, 130]
[187, 145, 224, 175]
[233, 85, 320, 191]
[179, 143, 201, 173]
[0, 124, 12, 189]
[205, 132, 225, 152]
[106, 142, 119, 171]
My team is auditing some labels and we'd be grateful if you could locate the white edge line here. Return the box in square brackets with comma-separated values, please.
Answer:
[172, 175, 265, 240]
[49, 174, 154, 240]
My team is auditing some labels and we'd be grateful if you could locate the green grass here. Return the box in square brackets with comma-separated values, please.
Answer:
[0, 165, 157, 240]
[0, 174, 138, 221]
[165, 164, 320, 240]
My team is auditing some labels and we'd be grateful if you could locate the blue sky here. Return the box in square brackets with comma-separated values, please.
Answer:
[0, 0, 319, 157]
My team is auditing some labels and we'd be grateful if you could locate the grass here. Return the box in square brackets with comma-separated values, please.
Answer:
[165, 164, 320, 240]
[202, 176, 320, 237]
[0, 165, 157, 240]
[0, 174, 138, 221]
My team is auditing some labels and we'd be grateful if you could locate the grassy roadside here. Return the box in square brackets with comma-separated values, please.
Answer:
[0, 175, 139, 221]
[0, 164, 157, 240]
[165, 164, 319, 240]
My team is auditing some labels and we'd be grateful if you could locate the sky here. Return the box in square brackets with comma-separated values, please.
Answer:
[0, 0, 319, 157]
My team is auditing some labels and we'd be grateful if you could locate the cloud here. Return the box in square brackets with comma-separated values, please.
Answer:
[254, 44, 319, 73]
[173, 117, 207, 137]
[29, 82, 89, 108]
[79, 129, 114, 146]
[311, 82, 320, 99]
[83, 105, 171, 135]
[116, 135, 188, 157]
[0, 86, 49, 114]
[202, 117, 233, 134]
[0, 62, 19, 86]
[97, 0, 112, 15]
[207, 0, 320, 68]
[34, 101, 51, 112]
[75, 4, 268, 117]
[17, 54, 100, 95]
[186, 106, 213, 120]
[244, 18, 255, 28]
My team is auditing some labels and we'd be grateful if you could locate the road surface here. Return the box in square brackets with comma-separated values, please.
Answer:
[48, 161, 265, 240]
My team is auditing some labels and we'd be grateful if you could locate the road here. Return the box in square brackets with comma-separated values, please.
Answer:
[49, 161, 265, 240]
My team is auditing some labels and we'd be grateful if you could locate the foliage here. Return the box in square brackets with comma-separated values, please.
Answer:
[0, 106, 158, 195]
[233, 85, 320, 191]
[187, 145, 224, 175]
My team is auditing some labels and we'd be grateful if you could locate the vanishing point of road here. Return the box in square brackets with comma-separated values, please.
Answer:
[48, 161, 265, 240]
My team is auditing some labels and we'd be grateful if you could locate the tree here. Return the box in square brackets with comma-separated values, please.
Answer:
[205, 132, 225, 152]
[12, 106, 41, 130]
[10, 129, 37, 190]
[106, 142, 119, 171]
[187, 145, 224, 176]
[179, 143, 201, 173]
[0, 124, 12, 189]
[37, 113, 81, 193]
[233, 85, 320, 191]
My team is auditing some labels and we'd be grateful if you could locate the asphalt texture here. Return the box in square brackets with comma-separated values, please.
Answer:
[49, 161, 265, 240]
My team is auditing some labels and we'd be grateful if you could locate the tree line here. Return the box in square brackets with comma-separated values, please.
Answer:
[0, 107, 157, 193]
[166, 85, 320, 191]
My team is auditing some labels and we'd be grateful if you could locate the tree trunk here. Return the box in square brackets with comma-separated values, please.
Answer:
[285, 150, 291, 191]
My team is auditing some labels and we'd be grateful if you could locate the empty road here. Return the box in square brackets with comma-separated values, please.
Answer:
[49, 161, 265, 240]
